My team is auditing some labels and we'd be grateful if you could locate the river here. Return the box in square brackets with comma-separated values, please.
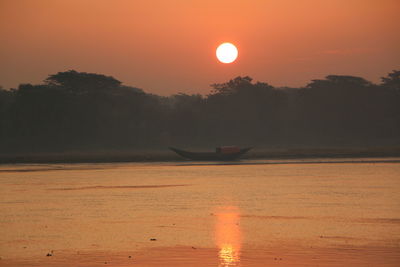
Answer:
[0, 158, 399, 266]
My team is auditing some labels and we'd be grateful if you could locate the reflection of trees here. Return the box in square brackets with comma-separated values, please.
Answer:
[0, 70, 399, 152]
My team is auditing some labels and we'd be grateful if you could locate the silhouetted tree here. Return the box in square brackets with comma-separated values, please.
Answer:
[381, 70, 400, 90]
[205, 76, 287, 145]
[0, 70, 399, 153]
[210, 76, 254, 95]
[45, 70, 121, 93]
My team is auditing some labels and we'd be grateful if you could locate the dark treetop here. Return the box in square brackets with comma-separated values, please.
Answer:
[0, 70, 399, 153]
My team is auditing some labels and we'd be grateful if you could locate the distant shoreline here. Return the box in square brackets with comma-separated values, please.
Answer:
[1, 147, 400, 164]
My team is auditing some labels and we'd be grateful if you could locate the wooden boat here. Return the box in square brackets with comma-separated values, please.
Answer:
[169, 146, 252, 161]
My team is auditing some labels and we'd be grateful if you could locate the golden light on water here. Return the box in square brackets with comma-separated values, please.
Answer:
[215, 206, 241, 266]
[219, 245, 238, 266]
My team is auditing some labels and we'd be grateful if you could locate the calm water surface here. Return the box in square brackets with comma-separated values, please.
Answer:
[0, 159, 399, 266]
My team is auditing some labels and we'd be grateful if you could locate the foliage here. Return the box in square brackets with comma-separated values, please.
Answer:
[44, 70, 121, 93]
[0, 70, 399, 152]
[381, 70, 400, 90]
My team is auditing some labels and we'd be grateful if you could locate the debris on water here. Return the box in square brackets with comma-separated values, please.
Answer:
[191, 246, 196, 249]
[46, 253, 52, 257]
[150, 238, 157, 241]
[320, 235, 323, 238]
[128, 256, 132, 258]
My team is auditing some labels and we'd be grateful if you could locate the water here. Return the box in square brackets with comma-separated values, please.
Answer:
[0, 159, 399, 266]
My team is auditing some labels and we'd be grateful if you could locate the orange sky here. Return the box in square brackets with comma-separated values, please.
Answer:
[0, 0, 399, 95]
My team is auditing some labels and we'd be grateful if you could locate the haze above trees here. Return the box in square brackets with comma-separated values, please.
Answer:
[0, 70, 399, 153]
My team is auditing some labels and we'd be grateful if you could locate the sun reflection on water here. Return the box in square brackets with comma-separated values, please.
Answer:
[215, 206, 241, 266]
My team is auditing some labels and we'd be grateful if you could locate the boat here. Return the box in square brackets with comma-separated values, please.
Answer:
[169, 146, 252, 161]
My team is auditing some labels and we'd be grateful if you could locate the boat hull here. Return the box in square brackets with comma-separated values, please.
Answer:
[169, 147, 252, 161]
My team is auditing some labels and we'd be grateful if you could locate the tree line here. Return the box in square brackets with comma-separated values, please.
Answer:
[0, 70, 399, 152]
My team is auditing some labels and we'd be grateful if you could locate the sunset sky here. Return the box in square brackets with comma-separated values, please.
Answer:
[0, 0, 399, 95]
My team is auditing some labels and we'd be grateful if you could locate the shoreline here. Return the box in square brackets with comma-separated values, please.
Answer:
[1, 244, 400, 267]
[1, 147, 400, 164]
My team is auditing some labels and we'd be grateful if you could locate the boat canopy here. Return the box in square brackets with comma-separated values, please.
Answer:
[216, 146, 241, 154]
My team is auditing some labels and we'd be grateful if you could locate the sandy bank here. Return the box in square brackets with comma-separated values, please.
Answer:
[1, 147, 400, 164]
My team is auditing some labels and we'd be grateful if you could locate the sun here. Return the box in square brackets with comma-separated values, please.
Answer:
[216, 43, 238, 64]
